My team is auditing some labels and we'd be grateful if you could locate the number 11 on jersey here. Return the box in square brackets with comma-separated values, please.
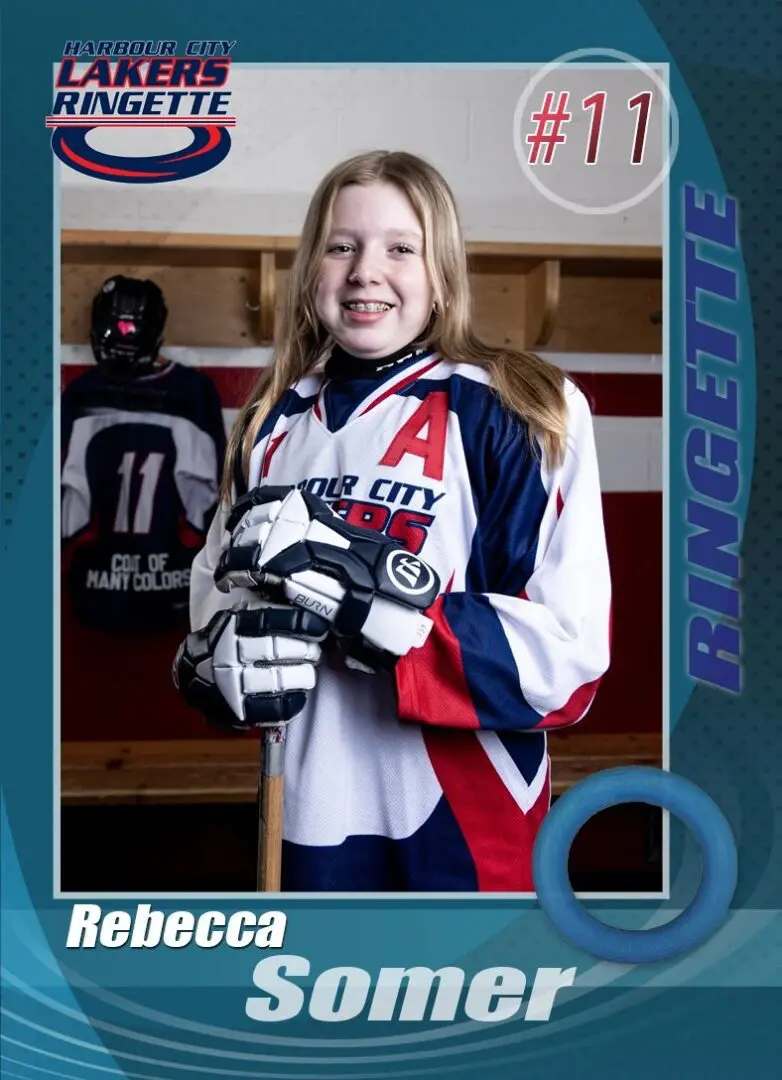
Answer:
[114, 451, 165, 535]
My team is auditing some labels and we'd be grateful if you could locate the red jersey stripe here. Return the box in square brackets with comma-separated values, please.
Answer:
[424, 728, 550, 891]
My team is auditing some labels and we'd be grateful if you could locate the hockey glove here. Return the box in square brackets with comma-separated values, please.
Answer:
[213, 487, 441, 671]
[172, 602, 330, 731]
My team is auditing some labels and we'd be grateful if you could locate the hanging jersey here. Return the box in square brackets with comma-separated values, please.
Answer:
[62, 360, 226, 631]
[190, 349, 612, 891]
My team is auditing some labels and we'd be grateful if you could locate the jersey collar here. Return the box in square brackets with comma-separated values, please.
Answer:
[324, 340, 436, 381]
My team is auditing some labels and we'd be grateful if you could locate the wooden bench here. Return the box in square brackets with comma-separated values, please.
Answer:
[60, 732, 662, 806]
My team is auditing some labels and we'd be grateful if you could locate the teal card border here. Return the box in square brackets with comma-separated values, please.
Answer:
[1, 1, 779, 1077]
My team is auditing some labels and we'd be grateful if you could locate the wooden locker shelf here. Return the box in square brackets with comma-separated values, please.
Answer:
[60, 229, 662, 353]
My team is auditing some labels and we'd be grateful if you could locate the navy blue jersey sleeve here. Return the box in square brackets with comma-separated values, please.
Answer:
[396, 380, 612, 733]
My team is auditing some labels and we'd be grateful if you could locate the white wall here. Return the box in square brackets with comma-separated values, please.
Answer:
[60, 65, 667, 246]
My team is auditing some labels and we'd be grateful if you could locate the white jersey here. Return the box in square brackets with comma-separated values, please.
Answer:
[190, 347, 611, 891]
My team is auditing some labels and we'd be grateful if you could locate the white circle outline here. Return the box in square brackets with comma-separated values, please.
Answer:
[386, 549, 435, 596]
[512, 47, 680, 215]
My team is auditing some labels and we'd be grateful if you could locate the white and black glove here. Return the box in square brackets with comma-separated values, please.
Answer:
[213, 487, 441, 672]
[173, 602, 330, 731]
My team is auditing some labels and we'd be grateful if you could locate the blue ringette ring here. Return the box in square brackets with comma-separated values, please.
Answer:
[533, 767, 738, 963]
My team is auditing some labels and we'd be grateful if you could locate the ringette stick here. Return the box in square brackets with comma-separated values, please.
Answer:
[257, 726, 286, 891]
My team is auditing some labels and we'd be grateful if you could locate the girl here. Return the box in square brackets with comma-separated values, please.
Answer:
[174, 150, 612, 893]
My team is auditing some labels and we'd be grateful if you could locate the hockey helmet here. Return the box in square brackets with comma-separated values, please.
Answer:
[91, 275, 168, 374]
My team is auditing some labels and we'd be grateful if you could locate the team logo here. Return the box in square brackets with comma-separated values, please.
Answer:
[47, 40, 236, 184]
[385, 549, 436, 596]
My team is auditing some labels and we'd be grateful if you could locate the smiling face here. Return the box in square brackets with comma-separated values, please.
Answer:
[314, 181, 434, 359]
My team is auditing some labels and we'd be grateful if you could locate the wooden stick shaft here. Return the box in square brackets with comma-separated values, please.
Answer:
[257, 774, 284, 891]
[257, 727, 286, 892]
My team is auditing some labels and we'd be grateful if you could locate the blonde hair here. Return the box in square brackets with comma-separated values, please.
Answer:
[222, 150, 567, 500]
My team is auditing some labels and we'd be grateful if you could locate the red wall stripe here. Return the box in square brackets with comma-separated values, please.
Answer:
[565, 372, 662, 417]
[61, 363, 662, 418]
[582, 492, 662, 735]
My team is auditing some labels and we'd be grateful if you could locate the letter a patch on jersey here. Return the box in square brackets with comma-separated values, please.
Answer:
[379, 392, 448, 481]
